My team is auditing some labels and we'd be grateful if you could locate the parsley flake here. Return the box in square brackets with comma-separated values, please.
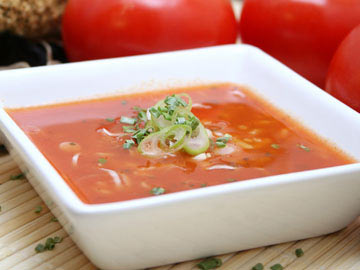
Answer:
[123, 126, 136, 133]
[197, 257, 222, 270]
[123, 140, 135, 149]
[252, 263, 264, 270]
[105, 118, 114, 122]
[35, 236, 63, 253]
[270, 264, 283, 270]
[151, 187, 165, 195]
[297, 144, 310, 152]
[98, 158, 107, 164]
[216, 134, 232, 148]
[295, 248, 304, 257]
[34, 205, 43, 214]
[120, 116, 137, 125]
[10, 173, 25, 180]
[271, 144, 280, 149]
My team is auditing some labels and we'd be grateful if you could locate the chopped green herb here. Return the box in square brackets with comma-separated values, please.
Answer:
[34, 205, 43, 214]
[215, 141, 226, 148]
[45, 238, 55, 250]
[297, 144, 310, 152]
[216, 134, 232, 148]
[132, 128, 149, 144]
[35, 236, 63, 253]
[133, 106, 144, 111]
[175, 116, 186, 125]
[123, 140, 135, 149]
[197, 257, 222, 270]
[270, 264, 283, 270]
[121, 100, 127, 105]
[137, 110, 148, 122]
[120, 116, 137, 125]
[10, 173, 25, 180]
[51, 217, 58, 222]
[35, 244, 46, 253]
[53, 236, 63, 243]
[123, 126, 136, 133]
[252, 263, 264, 270]
[187, 115, 200, 131]
[165, 95, 188, 108]
[295, 248, 304, 257]
[149, 107, 161, 118]
[227, 178, 236, 182]
[98, 158, 107, 164]
[271, 144, 280, 149]
[200, 183, 207, 187]
[151, 187, 165, 195]
[105, 118, 114, 122]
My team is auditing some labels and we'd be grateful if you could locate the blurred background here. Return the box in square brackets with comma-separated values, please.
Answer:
[0, 0, 242, 69]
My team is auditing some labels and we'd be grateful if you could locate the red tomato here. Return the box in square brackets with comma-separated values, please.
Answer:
[62, 0, 237, 62]
[239, 0, 360, 88]
[325, 24, 360, 112]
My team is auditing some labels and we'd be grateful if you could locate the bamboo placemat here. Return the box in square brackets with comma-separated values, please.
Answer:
[1, 147, 360, 270]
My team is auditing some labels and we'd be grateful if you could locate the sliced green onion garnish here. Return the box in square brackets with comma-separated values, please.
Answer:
[183, 124, 210, 155]
[120, 93, 209, 157]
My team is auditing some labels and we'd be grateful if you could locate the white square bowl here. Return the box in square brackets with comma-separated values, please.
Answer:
[0, 44, 360, 270]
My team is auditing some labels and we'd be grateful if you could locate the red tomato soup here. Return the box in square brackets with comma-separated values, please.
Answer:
[7, 84, 354, 204]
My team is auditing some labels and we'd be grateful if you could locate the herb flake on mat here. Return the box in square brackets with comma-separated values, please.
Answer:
[34, 205, 43, 214]
[9, 173, 25, 180]
[252, 263, 264, 270]
[51, 217, 58, 222]
[35, 236, 63, 253]
[270, 264, 283, 270]
[197, 257, 222, 270]
[295, 248, 304, 257]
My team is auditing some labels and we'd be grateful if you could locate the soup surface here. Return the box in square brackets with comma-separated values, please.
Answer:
[7, 84, 354, 204]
